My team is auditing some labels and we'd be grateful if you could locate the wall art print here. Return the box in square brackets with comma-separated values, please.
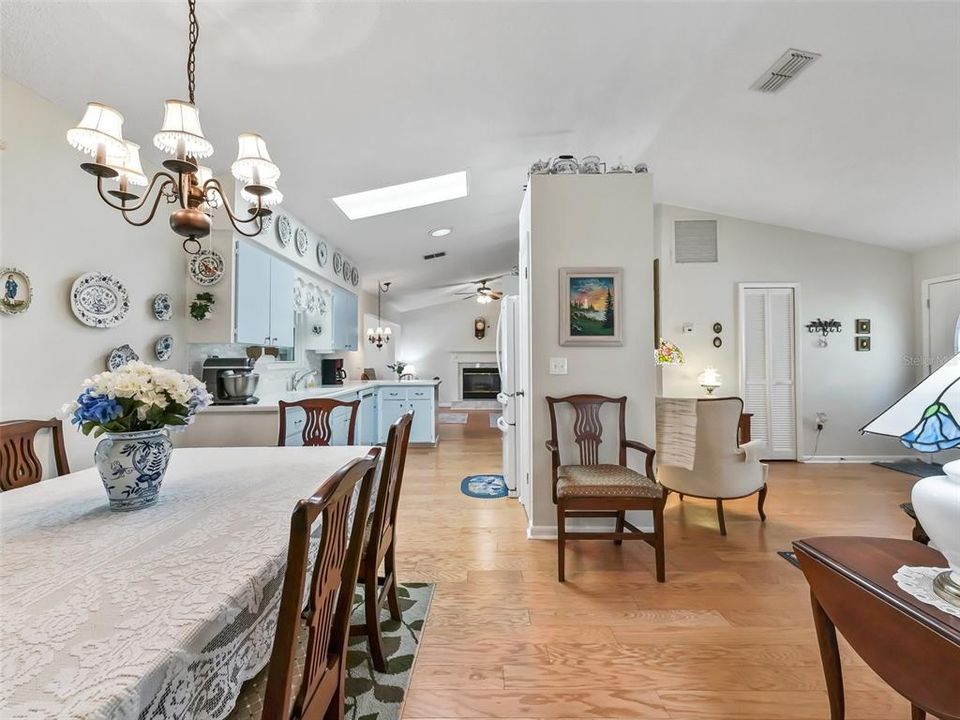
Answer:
[559, 267, 623, 346]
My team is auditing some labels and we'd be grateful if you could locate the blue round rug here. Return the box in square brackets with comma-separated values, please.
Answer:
[460, 474, 508, 499]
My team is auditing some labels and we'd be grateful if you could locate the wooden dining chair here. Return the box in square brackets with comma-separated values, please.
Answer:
[226, 447, 381, 720]
[545, 394, 665, 583]
[350, 411, 414, 672]
[0, 418, 70, 491]
[278, 398, 360, 447]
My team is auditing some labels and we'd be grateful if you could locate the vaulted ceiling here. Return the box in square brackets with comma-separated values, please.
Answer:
[3, 1, 957, 310]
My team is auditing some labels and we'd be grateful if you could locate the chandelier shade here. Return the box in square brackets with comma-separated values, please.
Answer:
[154, 100, 214, 158]
[67, 102, 126, 158]
[231, 133, 280, 184]
[241, 176, 283, 206]
[106, 142, 148, 187]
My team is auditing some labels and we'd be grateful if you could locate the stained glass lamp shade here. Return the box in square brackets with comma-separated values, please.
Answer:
[861, 353, 960, 452]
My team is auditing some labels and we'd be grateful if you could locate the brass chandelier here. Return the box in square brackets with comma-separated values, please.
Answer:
[66, 0, 281, 254]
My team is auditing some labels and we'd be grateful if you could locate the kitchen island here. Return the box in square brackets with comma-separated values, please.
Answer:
[175, 380, 440, 448]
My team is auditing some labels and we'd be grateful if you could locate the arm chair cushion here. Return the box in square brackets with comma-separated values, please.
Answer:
[557, 464, 663, 499]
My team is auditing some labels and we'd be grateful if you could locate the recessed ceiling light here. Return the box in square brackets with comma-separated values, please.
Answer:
[332, 171, 469, 220]
[430, 227, 452, 238]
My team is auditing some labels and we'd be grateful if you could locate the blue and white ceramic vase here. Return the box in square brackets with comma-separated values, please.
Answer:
[94, 428, 173, 511]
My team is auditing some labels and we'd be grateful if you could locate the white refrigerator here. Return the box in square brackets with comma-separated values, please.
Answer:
[496, 295, 520, 497]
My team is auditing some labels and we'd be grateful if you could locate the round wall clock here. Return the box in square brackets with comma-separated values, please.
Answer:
[71, 272, 130, 328]
[0, 267, 33, 315]
[350, 266, 359, 287]
[332, 252, 343, 275]
[295, 227, 309, 256]
[276, 215, 292, 247]
[342, 260, 352, 282]
[316, 240, 329, 267]
[189, 250, 225, 286]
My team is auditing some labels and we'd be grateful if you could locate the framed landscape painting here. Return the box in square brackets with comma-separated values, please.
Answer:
[559, 267, 623, 346]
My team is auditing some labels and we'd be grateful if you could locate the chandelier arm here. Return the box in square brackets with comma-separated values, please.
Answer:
[121, 182, 179, 228]
[96, 172, 178, 213]
[202, 178, 266, 232]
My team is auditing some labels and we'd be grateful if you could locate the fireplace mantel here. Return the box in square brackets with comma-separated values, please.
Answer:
[449, 351, 498, 400]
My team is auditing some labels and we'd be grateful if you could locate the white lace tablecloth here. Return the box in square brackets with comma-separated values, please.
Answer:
[0, 445, 373, 720]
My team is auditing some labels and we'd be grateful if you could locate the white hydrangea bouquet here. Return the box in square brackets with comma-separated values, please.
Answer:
[64, 361, 212, 437]
[64, 362, 213, 511]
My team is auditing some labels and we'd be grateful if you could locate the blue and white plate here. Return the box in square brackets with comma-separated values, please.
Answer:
[72, 272, 131, 328]
[107, 344, 139, 371]
[153, 293, 172, 321]
[154, 335, 173, 362]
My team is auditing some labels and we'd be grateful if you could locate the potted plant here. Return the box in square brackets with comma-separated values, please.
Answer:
[63, 361, 212, 511]
[190, 292, 215, 321]
[386, 361, 407, 380]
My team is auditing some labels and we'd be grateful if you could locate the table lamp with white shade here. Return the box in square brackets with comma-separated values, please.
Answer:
[862, 353, 960, 606]
[698, 367, 722, 395]
[402, 364, 416, 380]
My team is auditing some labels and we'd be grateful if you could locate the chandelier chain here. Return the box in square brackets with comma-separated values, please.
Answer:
[187, 0, 198, 104]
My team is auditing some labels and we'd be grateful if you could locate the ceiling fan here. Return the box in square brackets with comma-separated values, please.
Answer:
[452, 272, 513, 304]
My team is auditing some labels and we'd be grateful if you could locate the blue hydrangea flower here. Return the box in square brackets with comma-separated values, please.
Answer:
[900, 402, 960, 452]
[72, 389, 122, 427]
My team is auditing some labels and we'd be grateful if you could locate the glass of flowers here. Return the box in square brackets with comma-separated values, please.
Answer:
[63, 361, 212, 511]
[386, 360, 407, 380]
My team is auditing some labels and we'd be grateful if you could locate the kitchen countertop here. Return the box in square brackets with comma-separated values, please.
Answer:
[203, 380, 441, 413]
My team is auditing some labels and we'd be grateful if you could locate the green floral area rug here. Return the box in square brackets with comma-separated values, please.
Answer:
[344, 582, 434, 720]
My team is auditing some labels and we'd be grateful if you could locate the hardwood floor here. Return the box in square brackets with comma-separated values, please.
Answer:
[396, 413, 918, 719]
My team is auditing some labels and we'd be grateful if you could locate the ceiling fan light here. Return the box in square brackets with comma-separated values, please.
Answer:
[106, 141, 148, 186]
[231, 132, 280, 184]
[154, 100, 214, 158]
[67, 102, 126, 157]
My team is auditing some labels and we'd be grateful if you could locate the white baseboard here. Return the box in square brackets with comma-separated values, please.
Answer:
[800, 454, 922, 464]
[527, 523, 656, 540]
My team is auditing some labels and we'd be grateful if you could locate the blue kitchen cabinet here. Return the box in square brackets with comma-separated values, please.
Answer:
[331, 286, 358, 351]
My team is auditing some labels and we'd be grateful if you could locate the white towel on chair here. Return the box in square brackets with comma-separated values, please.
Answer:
[656, 397, 698, 470]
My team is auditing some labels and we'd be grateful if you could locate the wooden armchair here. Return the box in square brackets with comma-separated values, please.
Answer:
[0, 418, 70, 491]
[546, 395, 665, 583]
[278, 398, 360, 447]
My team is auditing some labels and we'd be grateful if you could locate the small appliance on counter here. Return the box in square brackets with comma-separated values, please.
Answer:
[202, 357, 260, 405]
[321, 358, 347, 385]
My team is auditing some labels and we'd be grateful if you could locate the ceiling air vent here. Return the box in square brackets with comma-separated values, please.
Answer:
[423, 251, 447, 260]
[674, 220, 718, 264]
[750, 48, 821, 93]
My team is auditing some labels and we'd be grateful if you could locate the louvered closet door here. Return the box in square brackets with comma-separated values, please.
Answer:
[740, 287, 797, 460]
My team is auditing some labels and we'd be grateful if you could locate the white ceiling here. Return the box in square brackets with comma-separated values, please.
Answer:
[3, 1, 958, 311]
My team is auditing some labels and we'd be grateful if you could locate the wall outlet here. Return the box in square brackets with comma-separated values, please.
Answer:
[815, 412, 828, 431]
[681, 322, 695, 334]
[549, 357, 568, 375]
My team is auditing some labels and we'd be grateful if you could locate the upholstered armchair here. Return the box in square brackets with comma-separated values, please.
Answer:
[545, 394, 665, 583]
[658, 397, 768, 535]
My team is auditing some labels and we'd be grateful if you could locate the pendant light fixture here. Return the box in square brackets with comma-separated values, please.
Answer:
[367, 282, 393, 349]
[66, 0, 281, 254]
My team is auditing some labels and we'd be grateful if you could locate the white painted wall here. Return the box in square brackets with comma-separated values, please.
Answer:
[656, 204, 916, 460]
[912, 240, 960, 373]
[0, 77, 188, 469]
[398, 297, 503, 403]
[528, 174, 657, 529]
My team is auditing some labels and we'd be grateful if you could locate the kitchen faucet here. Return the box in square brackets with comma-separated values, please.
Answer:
[290, 369, 318, 390]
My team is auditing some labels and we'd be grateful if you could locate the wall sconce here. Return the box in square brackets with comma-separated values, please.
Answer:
[806, 318, 842, 347]
[698, 367, 722, 395]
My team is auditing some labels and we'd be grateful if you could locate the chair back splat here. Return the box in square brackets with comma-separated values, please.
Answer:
[278, 398, 361, 447]
[0, 418, 70, 491]
[261, 447, 380, 720]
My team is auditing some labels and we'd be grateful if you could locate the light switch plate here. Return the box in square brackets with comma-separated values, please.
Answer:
[549, 357, 567, 375]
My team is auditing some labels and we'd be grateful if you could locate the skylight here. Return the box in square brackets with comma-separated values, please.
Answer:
[332, 171, 469, 220]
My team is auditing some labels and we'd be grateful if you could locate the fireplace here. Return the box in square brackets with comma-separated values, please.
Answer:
[461, 366, 501, 400]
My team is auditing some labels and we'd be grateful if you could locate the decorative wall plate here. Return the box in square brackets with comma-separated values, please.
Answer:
[71, 272, 131, 328]
[295, 227, 309, 256]
[276, 215, 292, 247]
[316, 240, 329, 267]
[305, 285, 319, 315]
[259, 213, 273, 235]
[332, 252, 343, 275]
[153, 293, 173, 321]
[107, 344, 139, 371]
[342, 260, 352, 282]
[317, 293, 327, 315]
[154, 335, 174, 361]
[293, 278, 306, 313]
[0, 267, 33, 315]
[189, 250, 224, 286]
[350, 266, 359, 287]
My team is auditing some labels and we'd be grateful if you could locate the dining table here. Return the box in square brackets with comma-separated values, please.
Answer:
[0, 445, 375, 720]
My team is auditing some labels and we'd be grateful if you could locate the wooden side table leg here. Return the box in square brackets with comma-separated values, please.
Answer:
[810, 590, 845, 720]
